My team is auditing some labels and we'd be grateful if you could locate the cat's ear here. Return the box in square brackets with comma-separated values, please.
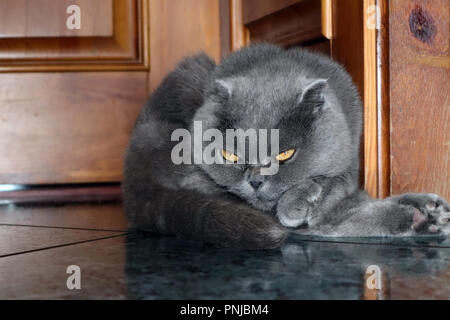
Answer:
[211, 79, 233, 101]
[297, 79, 328, 114]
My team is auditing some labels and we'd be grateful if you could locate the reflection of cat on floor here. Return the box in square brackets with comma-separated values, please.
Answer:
[123, 43, 450, 249]
[280, 240, 450, 299]
[124, 233, 450, 299]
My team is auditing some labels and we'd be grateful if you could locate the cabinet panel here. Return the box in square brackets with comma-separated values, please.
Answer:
[0, 72, 148, 184]
[149, 0, 221, 91]
[0, 0, 224, 186]
[243, 0, 324, 48]
[0, 0, 113, 37]
[243, 0, 302, 24]
[0, 0, 148, 71]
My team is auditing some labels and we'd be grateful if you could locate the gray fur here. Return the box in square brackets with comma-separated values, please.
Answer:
[123, 43, 449, 249]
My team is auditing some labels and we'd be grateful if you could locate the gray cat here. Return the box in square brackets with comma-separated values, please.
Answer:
[123, 43, 449, 249]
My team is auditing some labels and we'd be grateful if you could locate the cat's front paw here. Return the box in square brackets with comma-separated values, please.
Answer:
[393, 193, 450, 234]
[276, 181, 322, 228]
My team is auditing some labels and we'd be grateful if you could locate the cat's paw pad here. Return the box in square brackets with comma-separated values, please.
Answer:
[410, 208, 442, 234]
[397, 193, 450, 229]
[400, 194, 450, 235]
[423, 200, 450, 226]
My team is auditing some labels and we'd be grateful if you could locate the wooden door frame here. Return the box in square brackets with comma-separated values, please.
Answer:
[363, 0, 390, 198]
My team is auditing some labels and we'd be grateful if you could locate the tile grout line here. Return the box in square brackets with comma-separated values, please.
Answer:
[0, 233, 130, 259]
[0, 223, 127, 233]
[2, 224, 446, 250]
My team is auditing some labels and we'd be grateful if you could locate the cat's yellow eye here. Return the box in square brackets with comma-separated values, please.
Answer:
[276, 149, 296, 162]
[221, 149, 239, 162]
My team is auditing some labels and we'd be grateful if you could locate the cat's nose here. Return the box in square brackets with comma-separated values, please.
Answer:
[246, 167, 264, 190]
[249, 180, 263, 190]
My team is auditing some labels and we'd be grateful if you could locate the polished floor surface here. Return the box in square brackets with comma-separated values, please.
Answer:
[0, 202, 449, 299]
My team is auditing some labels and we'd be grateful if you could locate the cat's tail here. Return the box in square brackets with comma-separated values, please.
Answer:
[124, 184, 288, 250]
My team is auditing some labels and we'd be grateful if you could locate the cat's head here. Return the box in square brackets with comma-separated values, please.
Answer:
[192, 53, 354, 211]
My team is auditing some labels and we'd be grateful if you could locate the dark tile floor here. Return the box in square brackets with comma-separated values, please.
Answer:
[0, 202, 449, 299]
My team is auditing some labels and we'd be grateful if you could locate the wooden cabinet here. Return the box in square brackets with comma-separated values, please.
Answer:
[0, 0, 221, 186]
[0, 0, 149, 185]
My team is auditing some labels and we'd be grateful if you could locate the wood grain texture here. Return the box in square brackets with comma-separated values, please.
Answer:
[330, 0, 364, 187]
[0, 186, 122, 205]
[0, 202, 127, 231]
[0, 72, 148, 184]
[0, 0, 113, 37]
[377, 0, 391, 198]
[302, 39, 331, 55]
[0, 0, 149, 72]
[219, 0, 232, 58]
[330, 0, 364, 96]
[389, 0, 449, 199]
[363, 0, 378, 198]
[230, 0, 250, 51]
[242, 0, 302, 24]
[246, 0, 322, 47]
[149, 0, 221, 92]
[321, 0, 336, 39]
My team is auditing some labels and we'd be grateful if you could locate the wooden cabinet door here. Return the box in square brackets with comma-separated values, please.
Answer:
[0, 0, 149, 185]
[0, 0, 222, 186]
